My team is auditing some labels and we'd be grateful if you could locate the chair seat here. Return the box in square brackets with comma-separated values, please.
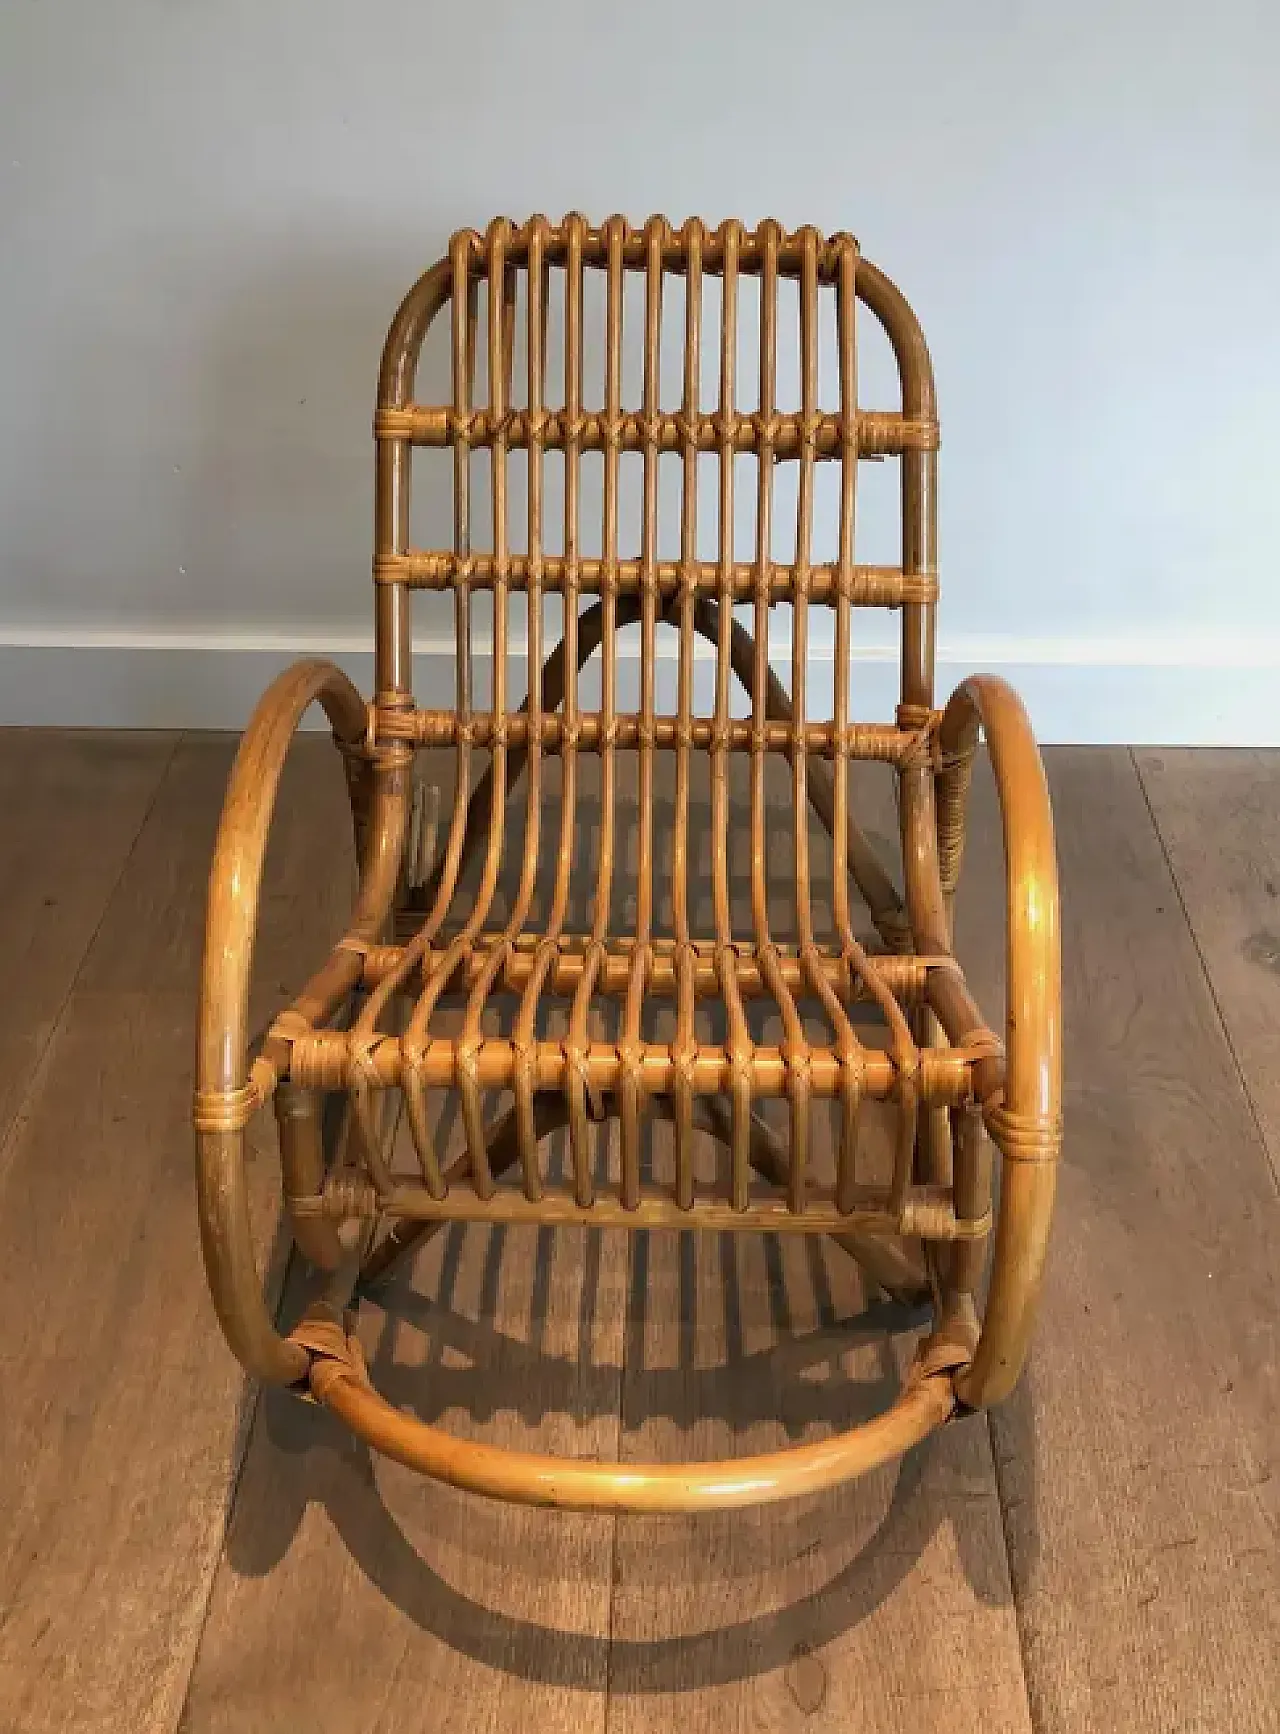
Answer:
[284, 916, 1000, 1243]
[300, 928, 985, 1102]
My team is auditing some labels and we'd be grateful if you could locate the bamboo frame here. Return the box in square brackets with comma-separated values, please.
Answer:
[195, 216, 1062, 1512]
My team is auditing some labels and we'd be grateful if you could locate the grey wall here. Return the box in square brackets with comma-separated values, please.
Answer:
[1, 1, 1277, 738]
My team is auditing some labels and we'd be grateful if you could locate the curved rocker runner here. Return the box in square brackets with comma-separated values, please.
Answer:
[195, 215, 1062, 1514]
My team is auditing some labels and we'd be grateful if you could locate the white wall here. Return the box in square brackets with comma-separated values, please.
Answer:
[1, 1, 1277, 741]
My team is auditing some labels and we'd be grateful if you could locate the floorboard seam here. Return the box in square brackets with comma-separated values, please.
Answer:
[171, 717, 311, 1729]
[983, 1409, 1042, 1733]
[602, 1223, 632, 1733]
[602, 1500, 621, 1727]
[0, 731, 180, 1195]
[1131, 747, 1280, 1195]
[168, 1290, 280, 1734]
[125, 728, 271, 1734]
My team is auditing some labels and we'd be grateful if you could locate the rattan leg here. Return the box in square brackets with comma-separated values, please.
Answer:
[276, 1083, 345, 1272]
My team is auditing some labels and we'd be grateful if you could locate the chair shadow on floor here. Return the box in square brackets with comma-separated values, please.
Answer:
[222, 1135, 1040, 1694]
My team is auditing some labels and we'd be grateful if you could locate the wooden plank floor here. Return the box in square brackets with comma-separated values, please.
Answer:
[0, 735, 359, 1734]
[958, 751, 1279, 1734]
[0, 732, 1275, 1733]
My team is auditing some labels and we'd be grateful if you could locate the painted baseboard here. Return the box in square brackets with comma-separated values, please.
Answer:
[0, 630, 1276, 745]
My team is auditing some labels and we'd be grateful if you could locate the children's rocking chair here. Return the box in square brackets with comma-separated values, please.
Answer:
[195, 215, 1061, 1513]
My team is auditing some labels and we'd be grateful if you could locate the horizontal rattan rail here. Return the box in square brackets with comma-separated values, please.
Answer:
[375, 404, 937, 457]
[283, 1028, 985, 1103]
[195, 212, 1062, 1517]
[290, 1177, 987, 1239]
[379, 709, 922, 760]
[354, 935, 947, 1001]
[373, 552, 937, 608]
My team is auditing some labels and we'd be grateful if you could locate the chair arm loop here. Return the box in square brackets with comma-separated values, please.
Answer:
[196, 659, 379, 1387]
[936, 675, 1062, 1411]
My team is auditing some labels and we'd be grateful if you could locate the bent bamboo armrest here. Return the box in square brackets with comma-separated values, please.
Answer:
[292, 1309, 960, 1514]
[195, 658, 406, 1386]
[936, 675, 1062, 1410]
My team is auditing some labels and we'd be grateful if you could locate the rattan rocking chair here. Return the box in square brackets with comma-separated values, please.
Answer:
[195, 215, 1061, 1514]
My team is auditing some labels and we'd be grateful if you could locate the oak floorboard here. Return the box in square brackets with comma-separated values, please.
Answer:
[0, 728, 174, 1149]
[0, 733, 357, 1734]
[957, 747, 1279, 1733]
[1136, 747, 1280, 1185]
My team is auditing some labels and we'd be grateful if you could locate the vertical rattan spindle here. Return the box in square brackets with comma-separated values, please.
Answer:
[513, 215, 586, 1201]
[420, 221, 518, 1203]
[670, 218, 704, 1210]
[617, 217, 666, 1209]
[491, 216, 550, 1199]
[711, 221, 754, 1212]
[750, 221, 808, 1210]
[564, 215, 627, 1206]
[784, 228, 826, 1214]
[832, 235, 863, 1214]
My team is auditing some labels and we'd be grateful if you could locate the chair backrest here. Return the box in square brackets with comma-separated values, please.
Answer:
[370, 216, 939, 753]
